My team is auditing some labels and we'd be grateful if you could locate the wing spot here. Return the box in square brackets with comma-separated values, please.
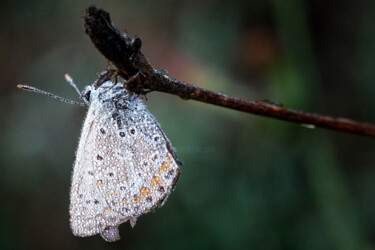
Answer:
[167, 153, 172, 161]
[146, 196, 152, 202]
[154, 136, 159, 141]
[117, 119, 122, 129]
[108, 172, 114, 177]
[130, 128, 135, 134]
[133, 196, 141, 203]
[140, 187, 151, 197]
[100, 128, 106, 134]
[151, 176, 162, 187]
[104, 208, 113, 215]
[119, 132, 125, 137]
[162, 162, 169, 171]
[94, 199, 99, 204]
[158, 186, 165, 193]
[97, 155, 103, 160]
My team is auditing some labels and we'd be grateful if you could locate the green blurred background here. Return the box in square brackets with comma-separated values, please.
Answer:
[1, 0, 375, 249]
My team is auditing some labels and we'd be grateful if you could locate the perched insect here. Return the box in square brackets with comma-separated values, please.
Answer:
[18, 74, 182, 242]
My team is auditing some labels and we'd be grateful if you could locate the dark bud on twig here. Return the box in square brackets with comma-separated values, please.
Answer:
[95, 69, 118, 89]
[132, 37, 142, 55]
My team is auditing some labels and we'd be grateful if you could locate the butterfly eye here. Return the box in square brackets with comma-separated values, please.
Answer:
[83, 90, 91, 102]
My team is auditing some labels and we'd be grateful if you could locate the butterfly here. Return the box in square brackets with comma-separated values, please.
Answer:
[18, 74, 182, 242]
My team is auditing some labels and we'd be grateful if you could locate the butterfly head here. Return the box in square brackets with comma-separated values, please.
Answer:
[82, 81, 120, 103]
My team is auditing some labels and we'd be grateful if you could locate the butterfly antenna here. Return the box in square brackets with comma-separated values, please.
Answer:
[64, 74, 82, 96]
[17, 84, 87, 106]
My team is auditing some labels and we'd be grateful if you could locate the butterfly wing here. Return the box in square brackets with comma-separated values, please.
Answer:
[92, 97, 180, 237]
[70, 93, 180, 242]
[69, 105, 118, 239]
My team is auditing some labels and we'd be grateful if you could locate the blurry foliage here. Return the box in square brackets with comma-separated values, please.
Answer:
[1, 0, 374, 249]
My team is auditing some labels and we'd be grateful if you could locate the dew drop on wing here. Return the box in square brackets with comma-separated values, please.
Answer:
[100, 226, 120, 242]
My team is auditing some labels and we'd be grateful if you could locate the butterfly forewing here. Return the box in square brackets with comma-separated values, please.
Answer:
[70, 106, 112, 237]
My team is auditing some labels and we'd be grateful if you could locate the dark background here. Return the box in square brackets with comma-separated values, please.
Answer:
[1, 0, 374, 249]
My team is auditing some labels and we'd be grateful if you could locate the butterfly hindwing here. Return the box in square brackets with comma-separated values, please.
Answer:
[91, 93, 180, 221]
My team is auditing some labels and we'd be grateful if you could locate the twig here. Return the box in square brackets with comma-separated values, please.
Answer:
[83, 5, 375, 137]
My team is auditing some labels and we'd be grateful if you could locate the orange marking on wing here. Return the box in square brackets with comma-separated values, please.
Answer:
[140, 187, 151, 197]
[151, 176, 162, 187]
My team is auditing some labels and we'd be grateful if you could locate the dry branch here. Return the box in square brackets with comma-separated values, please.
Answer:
[83, 5, 375, 137]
